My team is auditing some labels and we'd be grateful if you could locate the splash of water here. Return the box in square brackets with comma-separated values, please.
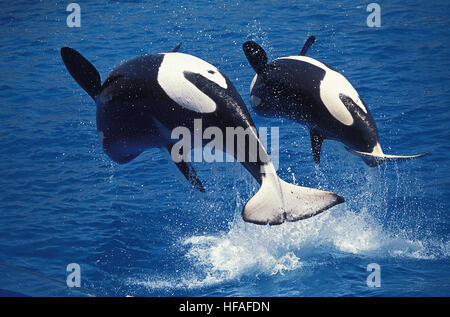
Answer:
[130, 162, 448, 291]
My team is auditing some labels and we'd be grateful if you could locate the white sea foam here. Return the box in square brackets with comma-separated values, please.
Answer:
[128, 150, 447, 291]
[130, 201, 449, 291]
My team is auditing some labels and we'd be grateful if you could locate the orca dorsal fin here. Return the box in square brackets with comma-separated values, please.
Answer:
[310, 129, 324, 164]
[60, 47, 101, 99]
[299, 36, 316, 56]
[243, 41, 268, 74]
[172, 42, 182, 52]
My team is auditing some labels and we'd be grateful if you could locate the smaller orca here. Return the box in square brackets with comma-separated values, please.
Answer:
[60, 43, 344, 225]
[243, 37, 429, 167]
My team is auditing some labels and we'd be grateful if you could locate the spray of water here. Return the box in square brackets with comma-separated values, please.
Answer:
[129, 157, 448, 292]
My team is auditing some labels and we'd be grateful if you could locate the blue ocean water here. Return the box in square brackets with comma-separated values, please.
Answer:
[0, 0, 449, 297]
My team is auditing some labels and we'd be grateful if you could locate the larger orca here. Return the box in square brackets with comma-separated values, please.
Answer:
[60, 44, 344, 225]
[243, 37, 429, 167]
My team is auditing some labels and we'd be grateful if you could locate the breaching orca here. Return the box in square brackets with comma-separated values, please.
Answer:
[243, 36, 429, 167]
[60, 44, 344, 225]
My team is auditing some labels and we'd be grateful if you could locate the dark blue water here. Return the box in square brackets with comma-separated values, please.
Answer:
[0, 0, 449, 297]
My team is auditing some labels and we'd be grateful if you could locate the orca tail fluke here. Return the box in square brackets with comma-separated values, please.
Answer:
[242, 174, 344, 225]
[60, 47, 101, 99]
[345, 147, 430, 167]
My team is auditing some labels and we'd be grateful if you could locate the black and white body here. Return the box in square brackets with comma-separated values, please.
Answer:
[60, 44, 344, 225]
[243, 37, 429, 167]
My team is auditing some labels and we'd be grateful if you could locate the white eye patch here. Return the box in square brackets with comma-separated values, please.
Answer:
[157, 53, 228, 113]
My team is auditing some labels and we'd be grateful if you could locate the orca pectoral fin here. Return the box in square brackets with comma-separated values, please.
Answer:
[172, 42, 182, 52]
[242, 41, 268, 74]
[165, 145, 205, 192]
[299, 35, 316, 56]
[345, 147, 430, 167]
[60, 47, 101, 99]
[174, 160, 206, 192]
[310, 129, 324, 164]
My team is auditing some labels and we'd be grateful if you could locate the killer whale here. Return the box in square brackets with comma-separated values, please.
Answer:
[243, 37, 429, 167]
[60, 44, 344, 225]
